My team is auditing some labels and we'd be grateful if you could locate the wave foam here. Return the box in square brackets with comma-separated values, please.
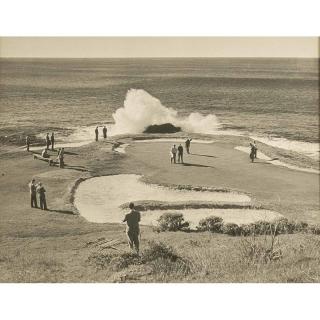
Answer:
[111, 89, 221, 135]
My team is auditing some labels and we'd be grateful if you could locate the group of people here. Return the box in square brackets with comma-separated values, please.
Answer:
[170, 138, 192, 164]
[45, 132, 55, 150]
[25, 132, 55, 152]
[40, 147, 65, 168]
[29, 178, 48, 210]
[95, 126, 108, 141]
[26, 132, 65, 168]
[42, 133, 65, 168]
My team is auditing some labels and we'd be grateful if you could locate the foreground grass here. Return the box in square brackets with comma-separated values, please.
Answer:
[1, 228, 319, 283]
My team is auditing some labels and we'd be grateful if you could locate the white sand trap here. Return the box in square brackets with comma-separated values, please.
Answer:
[74, 174, 279, 226]
[235, 146, 319, 174]
[113, 143, 130, 154]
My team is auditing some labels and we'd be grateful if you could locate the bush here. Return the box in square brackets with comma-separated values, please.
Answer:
[157, 212, 190, 232]
[293, 221, 308, 232]
[222, 223, 243, 236]
[197, 216, 223, 233]
[246, 219, 297, 236]
[248, 220, 271, 235]
[309, 224, 320, 235]
[273, 218, 296, 234]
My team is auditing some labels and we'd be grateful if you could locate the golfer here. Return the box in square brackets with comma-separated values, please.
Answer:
[123, 202, 141, 254]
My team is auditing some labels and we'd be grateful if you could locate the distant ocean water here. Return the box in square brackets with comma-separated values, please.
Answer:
[0, 58, 319, 156]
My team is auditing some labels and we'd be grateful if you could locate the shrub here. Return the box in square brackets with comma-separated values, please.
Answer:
[309, 224, 320, 235]
[249, 220, 271, 235]
[273, 218, 296, 234]
[197, 216, 224, 233]
[293, 221, 308, 232]
[246, 219, 297, 236]
[222, 223, 243, 236]
[157, 212, 190, 231]
[240, 224, 254, 236]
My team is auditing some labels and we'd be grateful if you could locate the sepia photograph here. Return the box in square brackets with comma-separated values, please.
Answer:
[0, 36, 319, 284]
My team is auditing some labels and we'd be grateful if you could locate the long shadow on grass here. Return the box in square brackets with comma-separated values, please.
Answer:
[63, 165, 90, 172]
[190, 153, 217, 158]
[182, 162, 215, 169]
[48, 209, 76, 215]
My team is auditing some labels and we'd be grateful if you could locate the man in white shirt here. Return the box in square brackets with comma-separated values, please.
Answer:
[171, 144, 177, 164]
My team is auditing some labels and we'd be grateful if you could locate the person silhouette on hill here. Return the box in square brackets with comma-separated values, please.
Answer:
[170, 144, 177, 164]
[103, 126, 107, 139]
[177, 144, 184, 163]
[185, 138, 192, 154]
[123, 202, 141, 254]
[95, 127, 99, 141]
[51, 132, 55, 151]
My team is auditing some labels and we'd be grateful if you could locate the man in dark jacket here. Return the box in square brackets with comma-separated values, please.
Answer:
[185, 138, 192, 154]
[46, 133, 50, 150]
[95, 127, 99, 141]
[29, 178, 38, 208]
[177, 144, 184, 163]
[51, 132, 55, 151]
[26, 135, 30, 152]
[123, 202, 141, 254]
[37, 182, 47, 210]
[103, 126, 107, 139]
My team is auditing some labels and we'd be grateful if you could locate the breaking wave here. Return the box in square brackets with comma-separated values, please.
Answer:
[111, 89, 221, 135]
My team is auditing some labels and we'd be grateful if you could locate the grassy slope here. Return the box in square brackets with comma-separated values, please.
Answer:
[0, 134, 319, 282]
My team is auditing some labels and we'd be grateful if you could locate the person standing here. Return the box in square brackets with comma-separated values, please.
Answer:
[123, 202, 141, 254]
[26, 135, 30, 152]
[46, 133, 51, 150]
[249, 143, 255, 162]
[185, 138, 192, 154]
[253, 141, 258, 158]
[51, 132, 55, 151]
[95, 127, 99, 141]
[29, 178, 38, 208]
[177, 144, 184, 163]
[103, 126, 107, 139]
[37, 182, 47, 210]
[171, 144, 177, 164]
[58, 148, 65, 168]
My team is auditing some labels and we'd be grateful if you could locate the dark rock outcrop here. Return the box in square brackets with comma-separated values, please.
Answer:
[143, 123, 181, 134]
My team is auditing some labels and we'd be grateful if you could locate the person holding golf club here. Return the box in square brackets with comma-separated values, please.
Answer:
[123, 202, 141, 254]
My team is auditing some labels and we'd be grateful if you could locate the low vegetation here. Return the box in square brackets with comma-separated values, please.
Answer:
[87, 241, 191, 281]
[156, 212, 190, 232]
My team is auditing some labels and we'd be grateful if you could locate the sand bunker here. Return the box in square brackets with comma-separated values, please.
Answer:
[235, 146, 319, 174]
[113, 143, 130, 154]
[74, 174, 281, 227]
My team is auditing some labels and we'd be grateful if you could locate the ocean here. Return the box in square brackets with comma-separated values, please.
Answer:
[0, 58, 319, 157]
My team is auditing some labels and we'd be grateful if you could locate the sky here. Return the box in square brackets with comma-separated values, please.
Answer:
[0, 37, 318, 58]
